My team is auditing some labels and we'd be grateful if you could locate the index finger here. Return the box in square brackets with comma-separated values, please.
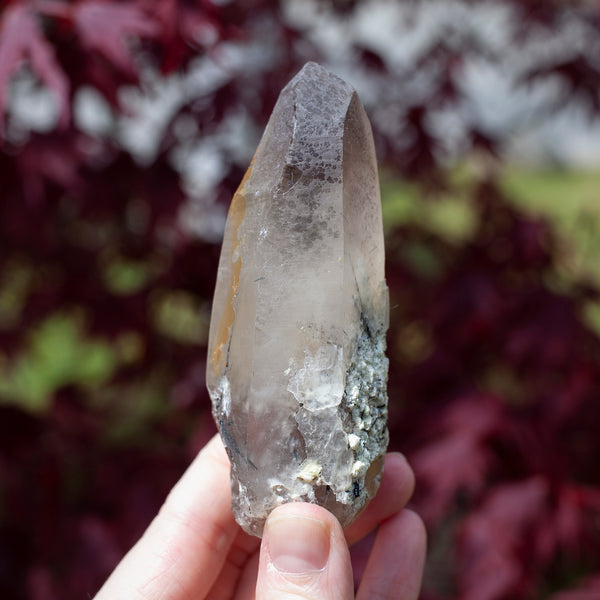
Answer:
[94, 434, 238, 600]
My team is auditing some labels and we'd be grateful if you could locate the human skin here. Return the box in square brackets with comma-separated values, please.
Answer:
[93, 434, 426, 600]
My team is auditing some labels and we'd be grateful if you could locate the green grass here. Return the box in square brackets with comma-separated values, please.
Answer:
[381, 176, 477, 244]
[500, 168, 600, 285]
[382, 167, 600, 285]
[500, 169, 600, 219]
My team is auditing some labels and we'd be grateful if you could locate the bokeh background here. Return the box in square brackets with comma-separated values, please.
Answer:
[2, 1, 600, 598]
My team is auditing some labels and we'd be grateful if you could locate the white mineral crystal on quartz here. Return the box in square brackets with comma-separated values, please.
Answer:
[206, 62, 389, 537]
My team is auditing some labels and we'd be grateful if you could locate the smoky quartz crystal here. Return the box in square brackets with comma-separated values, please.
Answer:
[206, 62, 389, 537]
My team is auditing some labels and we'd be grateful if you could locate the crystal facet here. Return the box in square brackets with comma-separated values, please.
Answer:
[206, 62, 389, 537]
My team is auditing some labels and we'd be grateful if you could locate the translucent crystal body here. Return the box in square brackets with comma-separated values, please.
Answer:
[206, 62, 389, 537]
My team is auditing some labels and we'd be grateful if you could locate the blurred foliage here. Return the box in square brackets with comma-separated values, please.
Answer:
[0, 312, 117, 413]
[1, 1, 600, 600]
[502, 169, 600, 285]
[381, 175, 478, 245]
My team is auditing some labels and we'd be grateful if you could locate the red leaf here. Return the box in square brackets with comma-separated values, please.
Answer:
[459, 478, 549, 600]
[411, 396, 502, 523]
[413, 433, 490, 523]
[139, 0, 221, 73]
[551, 575, 600, 600]
[73, 1, 159, 75]
[554, 485, 585, 552]
[474, 477, 549, 532]
[16, 132, 85, 204]
[26, 565, 60, 600]
[0, 3, 69, 134]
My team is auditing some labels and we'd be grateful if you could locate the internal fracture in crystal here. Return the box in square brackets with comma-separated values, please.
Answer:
[206, 62, 389, 537]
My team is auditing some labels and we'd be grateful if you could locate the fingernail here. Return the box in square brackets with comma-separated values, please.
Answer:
[266, 514, 330, 573]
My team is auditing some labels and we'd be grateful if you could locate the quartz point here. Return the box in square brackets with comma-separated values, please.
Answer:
[206, 62, 389, 537]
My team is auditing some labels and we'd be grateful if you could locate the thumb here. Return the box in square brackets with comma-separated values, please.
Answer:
[255, 502, 354, 600]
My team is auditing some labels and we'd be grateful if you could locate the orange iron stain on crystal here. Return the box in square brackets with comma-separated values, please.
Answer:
[210, 161, 253, 376]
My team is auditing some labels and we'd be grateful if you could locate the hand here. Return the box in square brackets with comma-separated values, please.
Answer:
[94, 434, 426, 600]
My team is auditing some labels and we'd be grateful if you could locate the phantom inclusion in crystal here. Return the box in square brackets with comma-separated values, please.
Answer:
[206, 62, 389, 537]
